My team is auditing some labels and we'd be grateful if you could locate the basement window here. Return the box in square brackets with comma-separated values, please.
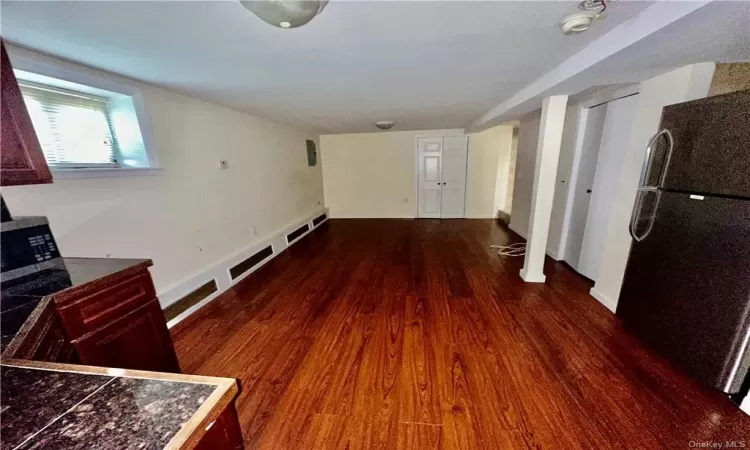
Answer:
[14, 68, 157, 177]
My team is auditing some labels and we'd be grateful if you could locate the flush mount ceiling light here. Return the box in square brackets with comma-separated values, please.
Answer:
[375, 121, 395, 130]
[559, 10, 601, 35]
[560, 0, 607, 35]
[240, 0, 328, 29]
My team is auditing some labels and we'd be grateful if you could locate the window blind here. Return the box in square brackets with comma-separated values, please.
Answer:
[19, 81, 120, 168]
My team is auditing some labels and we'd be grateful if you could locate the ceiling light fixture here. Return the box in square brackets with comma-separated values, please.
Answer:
[240, 0, 328, 29]
[375, 121, 395, 131]
[559, 10, 601, 35]
[578, 0, 607, 11]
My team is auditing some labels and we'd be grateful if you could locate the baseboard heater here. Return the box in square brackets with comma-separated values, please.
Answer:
[312, 213, 327, 227]
[229, 245, 274, 280]
[286, 224, 310, 244]
[163, 279, 218, 321]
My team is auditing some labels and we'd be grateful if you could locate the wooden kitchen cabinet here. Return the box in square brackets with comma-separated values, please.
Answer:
[6, 299, 76, 363]
[194, 403, 245, 450]
[72, 299, 181, 373]
[0, 40, 53, 186]
[4, 258, 181, 374]
[53, 259, 182, 373]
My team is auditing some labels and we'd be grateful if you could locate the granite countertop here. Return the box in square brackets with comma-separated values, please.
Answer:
[0, 359, 238, 450]
[1, 257, 151, 353]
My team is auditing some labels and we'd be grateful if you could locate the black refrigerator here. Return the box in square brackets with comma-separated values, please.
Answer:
[617, 90, 750, 401]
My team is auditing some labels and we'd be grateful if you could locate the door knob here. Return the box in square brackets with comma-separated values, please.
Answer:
[586, 189, 592, 193]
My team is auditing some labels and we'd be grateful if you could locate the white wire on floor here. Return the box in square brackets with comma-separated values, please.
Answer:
[489, 242, 526, 256]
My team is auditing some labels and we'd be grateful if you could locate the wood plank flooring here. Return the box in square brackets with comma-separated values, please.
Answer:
[171, 219, 750, 449]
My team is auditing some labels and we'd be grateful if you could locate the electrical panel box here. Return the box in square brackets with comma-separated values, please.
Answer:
[306, 140, 317, 167]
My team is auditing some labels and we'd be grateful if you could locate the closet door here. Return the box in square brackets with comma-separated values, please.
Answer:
[440, 136, 468, 218]
[565, 104, 607, 269]
[578, 94, 639, 280]
[417, 137, 443, 218]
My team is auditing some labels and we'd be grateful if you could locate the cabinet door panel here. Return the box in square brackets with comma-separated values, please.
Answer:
[72, 299, 181, 373]
[0, 41, 52, 186]
[56, 273, 157, 337]
[194, 405, 244, 450]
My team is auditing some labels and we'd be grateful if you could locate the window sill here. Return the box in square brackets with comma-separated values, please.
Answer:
[51, 167, 163, 180]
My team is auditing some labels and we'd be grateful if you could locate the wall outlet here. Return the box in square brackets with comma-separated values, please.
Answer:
[219, 160, 229, 170]
[251, 225, 258, 236]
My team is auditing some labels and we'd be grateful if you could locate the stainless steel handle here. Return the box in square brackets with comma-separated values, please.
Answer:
[638, 129, 671, 189]
[629, 190, 643, 241]
[657, 129, 674, 187]
[629, 189, 660, 242]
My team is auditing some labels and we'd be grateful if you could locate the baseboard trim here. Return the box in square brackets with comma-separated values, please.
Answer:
[508, 223, 527, 239]
[163, 279, 218, 322]
[465, 214, 496, 219]
[330, 215, 416, 219]
[162, 207, 329, 328]
[590, 287, 617, 313]
[545, 248, 560, 261]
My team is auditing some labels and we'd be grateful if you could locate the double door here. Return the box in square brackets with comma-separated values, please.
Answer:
[417, 136, 468, 219]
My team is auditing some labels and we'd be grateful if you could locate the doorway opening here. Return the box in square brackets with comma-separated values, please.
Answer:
[560, 92, 639, 281]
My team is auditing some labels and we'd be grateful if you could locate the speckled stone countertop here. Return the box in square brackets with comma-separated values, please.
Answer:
[0, 360, 238, 450]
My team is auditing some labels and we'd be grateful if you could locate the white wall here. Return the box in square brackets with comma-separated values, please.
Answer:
[467, 124, 515, 218]
[1, 47, 324, 297]
[591, 63, 715, 311]
[508, 110, 541, 238]
[320, 129, 462, 218]
[320, 126, 514, 219]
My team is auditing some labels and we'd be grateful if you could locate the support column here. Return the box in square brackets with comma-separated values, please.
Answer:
[520, 95, 568, 283]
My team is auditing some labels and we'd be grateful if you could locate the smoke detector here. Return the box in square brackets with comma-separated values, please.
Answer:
[375, 121, 395, 130]
[560, 10, 600, 35]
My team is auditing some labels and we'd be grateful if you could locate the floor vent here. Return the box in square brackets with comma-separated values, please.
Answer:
[230, 245, 274, 280]
[312, 213, 327, 227]
[286, 224, 310, 244]
[164, 279, 218, 321]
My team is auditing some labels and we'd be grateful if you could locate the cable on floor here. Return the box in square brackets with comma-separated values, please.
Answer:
[489, 242, 526, 257]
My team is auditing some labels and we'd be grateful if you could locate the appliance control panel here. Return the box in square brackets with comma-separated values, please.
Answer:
[1, 224, 62, 273]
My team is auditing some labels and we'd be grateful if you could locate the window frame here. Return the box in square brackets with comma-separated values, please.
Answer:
[19, 80, 125, 170]
[8, 45, 161, 179]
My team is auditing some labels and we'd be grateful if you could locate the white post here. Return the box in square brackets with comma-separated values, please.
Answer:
[520, 95, 568, 283]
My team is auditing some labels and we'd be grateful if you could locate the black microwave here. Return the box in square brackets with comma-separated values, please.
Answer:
[1, 216, 64, 282]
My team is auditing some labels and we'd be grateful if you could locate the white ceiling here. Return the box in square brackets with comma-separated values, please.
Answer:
[1, 0, 656, 134]
[470, 0, 750, 128]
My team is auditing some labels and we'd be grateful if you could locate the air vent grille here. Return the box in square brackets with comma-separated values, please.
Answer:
[230, 245, 274, 280]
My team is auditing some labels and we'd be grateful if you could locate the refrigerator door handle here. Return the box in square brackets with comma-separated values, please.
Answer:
[629, 189, 661, 242]
[657, 129, 675, 188]
[638, 129, 671, 189]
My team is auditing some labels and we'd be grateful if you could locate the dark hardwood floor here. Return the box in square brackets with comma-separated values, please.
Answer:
[171, 219, 750, 449]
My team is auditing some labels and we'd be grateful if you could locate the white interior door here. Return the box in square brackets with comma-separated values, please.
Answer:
[417, 137, 443, 218]
[564, 103, 607, 270]
[578, 94, 639, 280]
[440, 136, 468, 218]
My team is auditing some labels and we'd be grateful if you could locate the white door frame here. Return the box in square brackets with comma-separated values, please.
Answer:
[414, 134, 468, 219]
[556, 84, 639, 263]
